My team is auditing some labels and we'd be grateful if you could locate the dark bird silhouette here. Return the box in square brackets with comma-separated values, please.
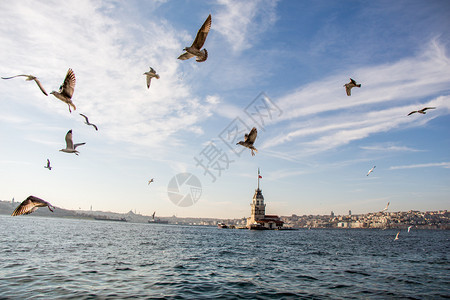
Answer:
[237, 127, 258, 156]
[344, 78, 361, 96]
[79, 113, 98, 131]
[143, 67, 160, 88]
[407, 107, 436, 116]
[44, 159, 52, 170]
[148, 178, 154, 185]
[50, 68, 76, 113]
[12, 195, 54, 216]
[178, 14, 211, 62]
[2, 74, 48, 96]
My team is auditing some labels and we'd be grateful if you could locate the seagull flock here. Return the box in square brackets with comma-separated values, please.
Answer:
[3, 14, 438, 228]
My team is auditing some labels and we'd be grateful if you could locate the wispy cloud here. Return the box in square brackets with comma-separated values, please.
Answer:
[360, 144, 424, 152]
[260, 40, 450, 158]
[0, 1, 218, 156]
[390, 162, 450, 170]
[214, 0, 278, 53]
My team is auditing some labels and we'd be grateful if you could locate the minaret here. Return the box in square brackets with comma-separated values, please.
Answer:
[248, 168, 265, 226]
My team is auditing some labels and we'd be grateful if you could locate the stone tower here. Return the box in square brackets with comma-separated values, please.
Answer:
[247, 168, 266, 225]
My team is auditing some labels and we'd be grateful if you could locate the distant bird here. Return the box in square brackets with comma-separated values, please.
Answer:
[394, 231, 400, 241]
[50, 68, 76, 113]
[178, 14, 211, 62]
[382, 201, 390, 212]
[148, 178, 154, 185]
[344, 78, 361, 96]
[407, 107, 436, 116]
[11, 195, 54, 216]
[407, 225, 412, 233]
[79, 113, 98, 131]
[366, 166, 376, 176]
[60, 130, 85, 155]
[1, 74, 48, 96]
[143, 67, 160, 88]
[44, 159, 52, 170]
[237, 127, 258, 156]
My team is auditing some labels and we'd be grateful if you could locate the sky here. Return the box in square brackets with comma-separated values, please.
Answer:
[0, 0, 449, 219]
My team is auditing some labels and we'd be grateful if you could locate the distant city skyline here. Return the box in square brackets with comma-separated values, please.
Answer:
[0, 1, 449, 218]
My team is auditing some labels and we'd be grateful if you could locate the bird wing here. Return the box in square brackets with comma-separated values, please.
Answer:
[150, 67, 156, 74]
[12, 198, 34, 216]
[407, 111, 417, 116]
[65, 130, 74, 149]
[178, 52, 195, 60]
[11, 196, 50, 216]
[60, 68, 76, 99]
[350, 78, 357, 84]
[1, 74, 28, 80]
[33, 78, 48, 96]
[246, 127, 258, 143]
[146, 75, 152, 88]
[47, 159, 51, 167]
[422, 107, 436, 112]
[192, 14, 211, 50]
[74, 142, 86, 149]
[92, 124, 98, 131]
[345, 85, 352, 96]
[79, 113, 89, 123]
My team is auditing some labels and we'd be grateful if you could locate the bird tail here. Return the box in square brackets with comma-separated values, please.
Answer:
[155, 74, 160, 79]
[196, 49, 208, 62]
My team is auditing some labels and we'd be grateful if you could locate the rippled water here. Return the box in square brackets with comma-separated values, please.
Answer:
[0, 215, 449, 299]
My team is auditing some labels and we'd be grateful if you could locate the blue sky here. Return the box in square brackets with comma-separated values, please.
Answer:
[0, 0, 449, 218]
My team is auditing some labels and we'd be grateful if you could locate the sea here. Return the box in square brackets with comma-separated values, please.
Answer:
[0, 215, 448, 299]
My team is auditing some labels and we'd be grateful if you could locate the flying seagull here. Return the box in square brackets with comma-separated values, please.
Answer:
[344, 78, 361, 96]
[366, 166, 376, 176]
[407, 225, 412, 233]
[12, 195, 54, 216]
[79, 113, 98, 131]
[60, 130, 85, 155]
[1, 74, 48, 96]
[382, 201, 390, 212]
[50, 68, 76, 113]
[237, 127, 258, 156]
[148, 178, 154, 185]
[143, 67, 160, 88]
[178, 14, 212, 62]
[44, 159, 52, 170]
[407, 107, 436, 116]
[394, 231, 400, 241]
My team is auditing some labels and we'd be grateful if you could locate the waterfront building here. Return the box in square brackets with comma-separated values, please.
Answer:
[246, 169, 284, 230]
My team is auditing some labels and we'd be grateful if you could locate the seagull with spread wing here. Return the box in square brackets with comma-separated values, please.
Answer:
[50, 68, 76, 113]
[237, 127, 258, 156]
[178, 14, 211, 62]
[344, 78, 361, 96]
[367, 166, 376, 176]
[12, 195, 55, 216]
[44, 159, 52, 170]
[79, 113, 98, 131]
[2, 74, 48, 96]
[407, 107, 436, 116]
[382, 201, 390, 212]
[143, 67, 160, 88]
[59, 130, 85, 155]
[394, 231, 400, 241]
[148, 178, 154, 185]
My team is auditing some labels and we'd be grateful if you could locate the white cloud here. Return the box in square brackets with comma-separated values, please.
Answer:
[260, 41, 450, 157]
[390, 162, 450, 170]
[0, 1, 218, 155]
[214, 0, 278, 53]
